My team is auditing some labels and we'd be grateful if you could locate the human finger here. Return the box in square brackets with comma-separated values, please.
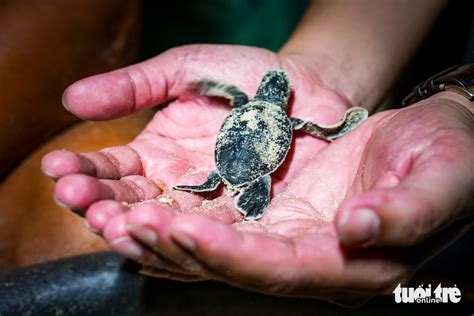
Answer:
[41, 146, 142, 179]
[337, 150, 473, 246]
[54, 174, 161, 211]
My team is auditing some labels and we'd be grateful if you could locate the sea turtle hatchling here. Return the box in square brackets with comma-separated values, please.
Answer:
[174, 69, 368, 220]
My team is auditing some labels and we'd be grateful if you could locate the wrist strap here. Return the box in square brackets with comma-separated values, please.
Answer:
[402, 64, 474, 106]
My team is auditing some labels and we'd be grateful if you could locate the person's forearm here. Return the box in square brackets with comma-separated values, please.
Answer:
[280, 0, 446, 111]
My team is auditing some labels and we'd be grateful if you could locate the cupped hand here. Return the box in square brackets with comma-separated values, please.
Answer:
[112, 95, 472, 307]
[42, 44, 474, 306]
[43, 44, 349, 206]
[41, 44, 349, 282]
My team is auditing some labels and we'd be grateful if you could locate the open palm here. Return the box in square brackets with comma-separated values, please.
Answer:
[42, 45, 474, 306]
[44, 44, 349, 207]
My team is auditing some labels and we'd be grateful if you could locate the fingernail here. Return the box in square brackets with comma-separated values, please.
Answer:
[53, 196, 69, 209]
[128, 225, 158, 245]
[84, 220, 101, 234]
[42, 168, 59, 179]
[139, 267, 170, 278]
[171, 230, 196, 252]
[62, 87, 71, 112]
[53, 196, 85, 216]
[338, 208, 380, 246]
[110, 236, 143, 259]
[180, 257, 202, 273]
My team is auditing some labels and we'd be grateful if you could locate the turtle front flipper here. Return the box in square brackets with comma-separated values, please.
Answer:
[235, 175, 271, 220]
[174, 170, 222, 192]
[291, 107, 368, 141]
[194, 81, 249, 108]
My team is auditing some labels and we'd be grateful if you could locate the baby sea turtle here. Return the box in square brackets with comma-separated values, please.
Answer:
[174, 69, 368, 220]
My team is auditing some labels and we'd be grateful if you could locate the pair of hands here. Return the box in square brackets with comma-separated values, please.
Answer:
[42, 45, 473, 306]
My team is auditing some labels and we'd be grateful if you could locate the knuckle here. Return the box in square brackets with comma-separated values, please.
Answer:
[408, 197, 437, 245]
[389, 191, 433, 246]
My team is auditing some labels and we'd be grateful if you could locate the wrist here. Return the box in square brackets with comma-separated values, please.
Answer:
[279, 0, 446, 113]
[279, 44, 376, 112]
[429, 91, 474, 115]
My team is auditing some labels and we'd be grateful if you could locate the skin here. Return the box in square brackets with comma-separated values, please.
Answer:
[0, 112, 150, 269]
[41, 45, 474, 306]
[280, 0, 447, 109]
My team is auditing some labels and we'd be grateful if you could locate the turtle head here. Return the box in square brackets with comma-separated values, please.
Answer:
[254, 69, 292, 109]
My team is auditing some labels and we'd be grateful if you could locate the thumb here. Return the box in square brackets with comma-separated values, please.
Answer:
[62, 47, 185, 121]
[336, 154, 473, 247]
[63, 44, 255, 121]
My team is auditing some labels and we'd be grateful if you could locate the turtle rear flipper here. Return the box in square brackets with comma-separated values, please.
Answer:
[291, 107, 368, 141]
[174, 170, 222, 192]
[195, 81, 249, 108]
[236, 175, 271, 220]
